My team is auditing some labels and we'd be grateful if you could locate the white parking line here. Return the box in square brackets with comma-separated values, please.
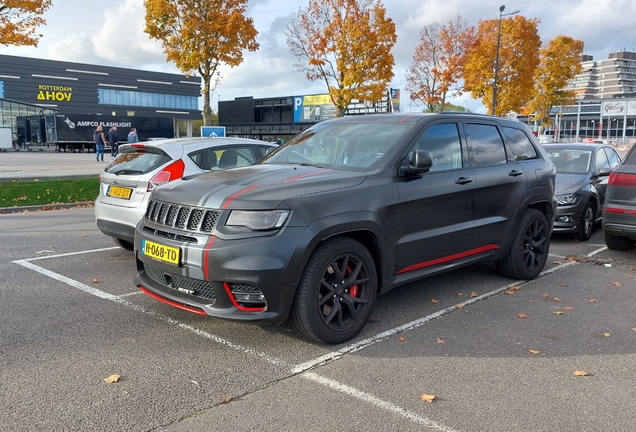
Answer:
[13, 253, 289, 368]
[292, 262, 577, 374]
[303, 372, 458, 432]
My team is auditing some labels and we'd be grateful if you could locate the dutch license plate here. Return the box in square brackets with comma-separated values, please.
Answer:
[142, 239, 180, 265]
[107, 185, 133, 200]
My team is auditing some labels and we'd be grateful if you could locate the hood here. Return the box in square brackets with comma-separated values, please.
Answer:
[555, 174, 589, 195]
[151, 164, 367, 210]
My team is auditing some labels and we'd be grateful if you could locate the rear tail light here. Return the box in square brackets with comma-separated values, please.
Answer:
[148, 159, 185, 191]
[608, 172, 636, 187]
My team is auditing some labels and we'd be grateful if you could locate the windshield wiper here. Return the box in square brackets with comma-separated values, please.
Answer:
[113, 169, 145, 175]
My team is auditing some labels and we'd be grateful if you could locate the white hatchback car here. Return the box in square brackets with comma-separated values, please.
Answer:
[95, 137, 277, 249]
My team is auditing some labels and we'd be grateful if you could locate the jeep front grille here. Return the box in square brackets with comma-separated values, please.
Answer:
[144, 263, 216, 301]
[146, 199, 220, 234]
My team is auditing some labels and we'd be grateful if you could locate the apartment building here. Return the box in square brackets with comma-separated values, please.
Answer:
[568, 51, 636, 100]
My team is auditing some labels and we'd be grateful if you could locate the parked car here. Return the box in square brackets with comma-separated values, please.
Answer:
[543, 143, 622, 241]
[95, 137, 277, 250]
[603, 144, 636, 250]
[134, 113, 556, 344]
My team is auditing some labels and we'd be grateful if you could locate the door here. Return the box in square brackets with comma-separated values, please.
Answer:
[395, 122, 477, 275]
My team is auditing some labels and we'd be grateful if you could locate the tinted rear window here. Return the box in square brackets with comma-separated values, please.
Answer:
[105, 150, 172, 175]
[465, 123, 506, 167]
[502, 127, 538, 161]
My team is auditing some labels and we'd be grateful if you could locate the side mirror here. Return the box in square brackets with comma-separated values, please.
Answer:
[399, 149, 433, 176]
[597, 167, 612, 177]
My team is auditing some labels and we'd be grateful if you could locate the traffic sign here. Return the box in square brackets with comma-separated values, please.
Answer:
[201, 126, 226, 137]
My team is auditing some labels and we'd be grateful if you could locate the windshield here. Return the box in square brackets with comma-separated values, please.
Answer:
[260, 120, 410, 170]
[546, 148, 592, 174]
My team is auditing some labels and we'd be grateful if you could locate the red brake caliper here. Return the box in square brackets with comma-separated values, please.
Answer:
[346, 265, 358, 298]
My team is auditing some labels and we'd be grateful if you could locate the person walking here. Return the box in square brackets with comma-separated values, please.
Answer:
[127, 127, 139, 144]
[94, 125, 107, 162]
[107, 126, 119, 158]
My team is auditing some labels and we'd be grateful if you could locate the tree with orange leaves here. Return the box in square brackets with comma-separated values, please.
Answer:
[526, 36, 584, 130]
[0, 0, 52, 47]
[463, 15, 540, 116]
[406, 15, 474, 112]
[287, 0, 397, 117]
[144, 0, 259, 125]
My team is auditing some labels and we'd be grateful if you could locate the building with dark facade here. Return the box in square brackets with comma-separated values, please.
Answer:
[0, 54, 201, 141]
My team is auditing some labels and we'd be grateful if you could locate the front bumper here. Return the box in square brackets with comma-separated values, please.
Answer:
[134, 222, 309, 326]
[552, 203, 584, 234]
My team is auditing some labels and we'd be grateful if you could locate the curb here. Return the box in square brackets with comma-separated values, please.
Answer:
[0, 202, 95, 214]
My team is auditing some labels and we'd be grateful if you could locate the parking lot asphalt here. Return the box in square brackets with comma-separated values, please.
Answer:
[1, 208, 635, 431]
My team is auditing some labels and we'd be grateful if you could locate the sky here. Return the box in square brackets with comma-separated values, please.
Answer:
[1, 0, 635, 114]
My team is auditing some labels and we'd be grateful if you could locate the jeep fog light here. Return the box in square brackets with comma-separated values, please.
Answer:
[226, 210, 290, 230]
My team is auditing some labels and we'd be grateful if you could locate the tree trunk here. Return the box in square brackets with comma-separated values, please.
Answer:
[202, 75, 212, 126]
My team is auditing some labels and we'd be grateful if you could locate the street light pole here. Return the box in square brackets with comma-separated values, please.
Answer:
[492, 5, 520, 116]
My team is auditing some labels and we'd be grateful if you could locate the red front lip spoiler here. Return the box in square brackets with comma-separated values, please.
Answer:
[140, 285, 207, 315]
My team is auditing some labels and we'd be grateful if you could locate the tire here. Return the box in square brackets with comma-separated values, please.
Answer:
[288, 237, 377, 344]
[604, 232, 636, 251]
[112, 237, 134, 251]
[496, 209, 550, 280]
[574, 201, 595, 241]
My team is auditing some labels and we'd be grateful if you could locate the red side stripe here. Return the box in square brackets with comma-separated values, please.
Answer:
[399, 115, 416, 122]
[203, 236, 215, 281]
[140, 286, 207, 315]
[396, 244, 500, 275]
[223, 282, 266, 312]
[221, 184, 259, 209]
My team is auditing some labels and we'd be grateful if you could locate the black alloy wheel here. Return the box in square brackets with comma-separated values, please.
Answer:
[289, 237, 377, 344]
[496, 209, 550, 280]
[575, 201, 595, 241]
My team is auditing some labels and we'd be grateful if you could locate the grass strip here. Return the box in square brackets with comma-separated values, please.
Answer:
[0, 177, 99, 208]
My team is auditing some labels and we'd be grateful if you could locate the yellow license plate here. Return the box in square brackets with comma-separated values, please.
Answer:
[141, 239, 180, 265]
[107, 185, 133, 200]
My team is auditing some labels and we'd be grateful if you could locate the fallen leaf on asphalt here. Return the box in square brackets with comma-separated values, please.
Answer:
[420, 394, 436, 403]
[430, 299, 439, 304]
[92, 278, 100, 283]
[627, 275, 634, 279]
[611, 281, 623, 287]
[518, 313, 527, 319]
[563, 307, 574, 311]
[553, 311, 564, 315]
[103, 374, 121, 383]
[81, 234, 87, 238]
[541, 293, 550, 298]
[457, 293, 464, 297]
[553, 261, 563, 265]
[398, 336, 406, 341]
[559, 284, 567, 287]
[220, 396, 233, 404]
[604, 332, 611, 337]
[436, 338, 444, 344]
[469, 292, 478, 298]
[529, 349, 540, 355]
[574, 371, 589, 377]
[553, 297, 561, 301]
[504, 290, 514, 295]
[567, 256, 577, 262]
[589, 299, 597, 303]
[456, 304, 464, 309]
[632, 328, 636, 332]
[509, 285, 521, 291]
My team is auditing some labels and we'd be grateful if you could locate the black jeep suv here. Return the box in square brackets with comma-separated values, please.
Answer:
[134, 113, 556, 344]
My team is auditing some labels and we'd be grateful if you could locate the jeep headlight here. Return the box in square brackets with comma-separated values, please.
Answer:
[556, 193, 580, 206]
[226, 210, 290, 230]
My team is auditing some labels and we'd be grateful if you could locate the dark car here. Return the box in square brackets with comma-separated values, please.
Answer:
[543, 143, 622, 241]
[603, 144, 636, 250]
[134, 113, 556, 344]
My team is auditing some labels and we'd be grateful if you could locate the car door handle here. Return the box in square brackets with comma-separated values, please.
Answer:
[509, 170, 524, 177]
[455, 177, 473, 185]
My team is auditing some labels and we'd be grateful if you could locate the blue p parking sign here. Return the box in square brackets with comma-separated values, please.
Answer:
[201, 126, 226, 137]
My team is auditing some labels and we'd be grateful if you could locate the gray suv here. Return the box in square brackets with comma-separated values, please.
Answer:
[134, 113, 557, 344]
